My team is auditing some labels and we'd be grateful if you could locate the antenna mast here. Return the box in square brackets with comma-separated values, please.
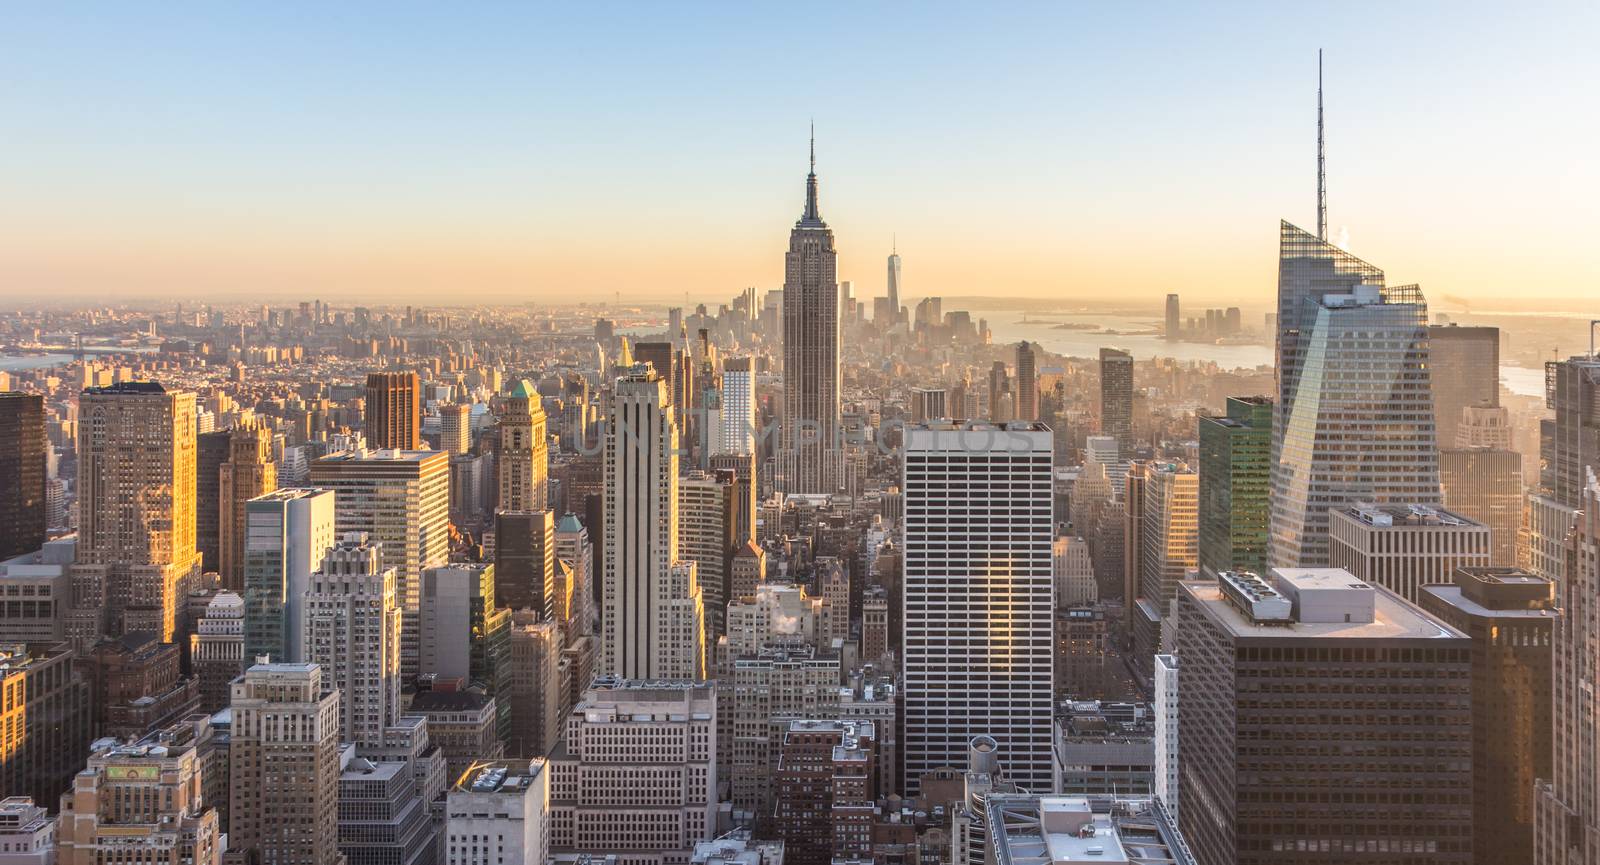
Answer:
[1317, 49, 1327, 242]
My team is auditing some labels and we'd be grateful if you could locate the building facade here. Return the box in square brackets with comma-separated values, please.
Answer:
[778, 138, 843, 495]
[1197, 396, 1271, 577]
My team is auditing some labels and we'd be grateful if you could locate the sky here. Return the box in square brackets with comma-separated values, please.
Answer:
[2, 2, 1596, 311]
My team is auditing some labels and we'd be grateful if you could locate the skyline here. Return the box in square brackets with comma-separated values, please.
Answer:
[3, 3, 1597, 307]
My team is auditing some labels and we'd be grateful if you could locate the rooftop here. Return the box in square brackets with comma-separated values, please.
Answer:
[1183, 576, 1465, 643]
[987, 795, 1194, 865]
[1339, 502, 1480, 528]
[452, 759, 544, 795]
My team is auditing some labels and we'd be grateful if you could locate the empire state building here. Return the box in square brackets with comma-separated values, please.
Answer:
[779, 132, 843, 494]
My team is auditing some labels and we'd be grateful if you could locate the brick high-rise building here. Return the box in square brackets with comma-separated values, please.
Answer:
[772, 719, 877, 865]
[56, 732, 223, 865]
[0, 393, 46, 561]
[0, 643, 91, 807]
[364, 371, 421, 450]
[218, 420, 277, 590]
[496, 380, 549, 513]
[1174, 569, 1472, 865]
[74, 382, 202, 643]
[228, 663, 342, 865]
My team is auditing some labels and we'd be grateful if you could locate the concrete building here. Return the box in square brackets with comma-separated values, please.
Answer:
[982, 795, 1194, 865]
[909, 388, 947, 424]
[337, 755, 438, 865]
[0, 643, 91, 808]
[1420, 567, 1554, 865]
[444, 760, 549, 865]
[1133, 463, 1198, 670]
[1165, 294, 1181, 340]
[302, 534, 401, 748]
[497, 380, 550, 513]
[718, 357, 757, 458]
[549, 680, 717, 864]
[439, 403, 473, 456]
[602, 368, 704, 680]
[0, 797, 55, 864]
[1016, 341, 1038, 422]
[189, 591, 245, 713]
[778, 137, 843, 496]
[218, 421, 277, 590]
[242, 488, 336, 664]
[506, 617, 563, 759]
[1173, 569, 1472, 865]
[56, 736, 222, 865]
[311, 448, 450, 680]
[1328, 503, 1490, 604]
[724, 645, 841, 817]
[0, 538, 74, 644]
[1050, 702, 1154, 797]
[409, 690, 503, 781]
[421, 563, 511, 741]
[679, 470, 738, 642]
[0, 393, 46, 562]
[228, 663, 343, 865]
[1098, 349, 1133, 459]
[1053, 536, 1097, 607]
[1427, 324, 1500, 450]
[73, 382, 202, 642]
[901, 422, 1054, 793]
[1440, 440, 1524, 566]
[365, 371, 421, 451]
[1197, 396, 1271, 577]
[1153, 654, 1178, 822]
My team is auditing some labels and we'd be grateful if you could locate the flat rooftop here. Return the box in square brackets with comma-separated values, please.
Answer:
[987, 795, 1194, 865]
[1338, 502, 1480, 528]
[1182, 580, 1465, 642]
[1419, 584, 1559, 621]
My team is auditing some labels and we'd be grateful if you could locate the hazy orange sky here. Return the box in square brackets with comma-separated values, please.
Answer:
[2, 3, 1596, 311]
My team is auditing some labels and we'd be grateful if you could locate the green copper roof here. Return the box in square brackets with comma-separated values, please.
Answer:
[511, 379, 537, 398]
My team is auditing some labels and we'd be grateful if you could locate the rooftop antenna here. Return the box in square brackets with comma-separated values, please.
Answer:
[1317, 49, 1327, 243]
[809, 118, 815, 175]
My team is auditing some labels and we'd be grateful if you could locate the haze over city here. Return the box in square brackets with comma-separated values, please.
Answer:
[4, 2, 1597, 308]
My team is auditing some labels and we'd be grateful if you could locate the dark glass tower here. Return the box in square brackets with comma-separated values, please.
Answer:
[0, 393, 47, 559]
[1198, 396, 1272, 576]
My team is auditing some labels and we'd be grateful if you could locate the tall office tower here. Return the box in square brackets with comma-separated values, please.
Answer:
[1420, 568, 1554, 865]
[56, 735, 224, 865]
[1164, 294, 1181, 341]
[0, 393, 46, 560]
[1428, 324, 1500, 448]
[718, 357, 756, 456]
[772, 719, 877, 865]
[1098, 348, 1133, 458]
[190, 590, 245, 713]
[680, 469, 737, 642]
[1015, 341, 1038, 421]
[554, 514, 595, 635]
[909, 387, 948, 423]
[987, 361, 1011, 421]
[886, 247, 902, 326]
[1153, 653, 1179, 822]
[1440, 443, 1523, 566]
[725, 645, 844, 816]
[1053, 536, 1097, 606]
[494, 510, 555, 618]
[74, 382, 202, 642]
[1536, 469, 1600, 863]
[1269, 280, 1439, 567]
[548, 680, 718, 862]
[1328, 503, 1490, 603]
[311, 448, 450, 680]
[302, 534, 401, 748]
[602, 368, 705, 679]
[243, 488, 336, 663]
[195, 429, 230, 573]
[778, 133, 843, 495]
[729, 541, 767, 602]
[440, 402, 473, 455]
[445, 760, 551, 865]
[1197, 397, 1272, 577]
[229, 663, 342, 865]
[508, 617, 563, 758]
[218, 420, 277, 589]
[0, 644, 91, 806]
[901, 422, 1054, 794]
[364, 371, 421, 450]
[708, 452, 758, 547]
[1133, 463, 1198, 669]
[497, 380, 549, 512]
[1540, 356, 1600, 509]
[1174, 570, 1472, 865]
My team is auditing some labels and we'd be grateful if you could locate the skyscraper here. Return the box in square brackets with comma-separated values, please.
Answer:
[1527, 356, 1600, 583]
[678, 469, 737, 642]
[195, 429, 231, 573]
[1098, 348, 1133, 458]
[302, 533, 401, 748]
[497, 379, 550, 513]
[886, 246, 902, 327]
[1015, 341, 1038, 422]
[601, 366, 705, 679]
[0, 393, 46, 560]
[718, 357, 756, 457]
[1175, 570, 1472, 865]
[218, 420, 277, 590]
[779, 131, 843, 495]
[1327, 503, 1490, 603]
[1428, 324, 1500, 449]
[364, 371, 421, 450]
[1133, 462, 1198, 671]
[1270, 270, 1439, 567]
[1197, 397, 1272, 577]
[1164, 293, 1180, 341]
[1535, 468, 1600, 863]
[440, 402, 473, 456]
[987, 361, 1011, 422]
[901, 421, 1054, 793]
[243, 488, 336, 664]
[229, 663, 343, 865]
[311, 448, 450, 679]
[74, 382, 202, 642]
[494, 509, 555, 619]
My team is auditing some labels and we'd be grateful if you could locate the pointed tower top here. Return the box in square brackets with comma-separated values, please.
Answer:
[800, 121, 822, 225]
[1317, 49, 1327, 243]
[809, 119, 815, 175]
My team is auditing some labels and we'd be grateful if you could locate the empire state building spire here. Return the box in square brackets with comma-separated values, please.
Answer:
[801, 122, 822, 225]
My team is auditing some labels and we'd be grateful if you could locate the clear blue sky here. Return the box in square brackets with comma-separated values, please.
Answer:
[3, 2, 1595, 309]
